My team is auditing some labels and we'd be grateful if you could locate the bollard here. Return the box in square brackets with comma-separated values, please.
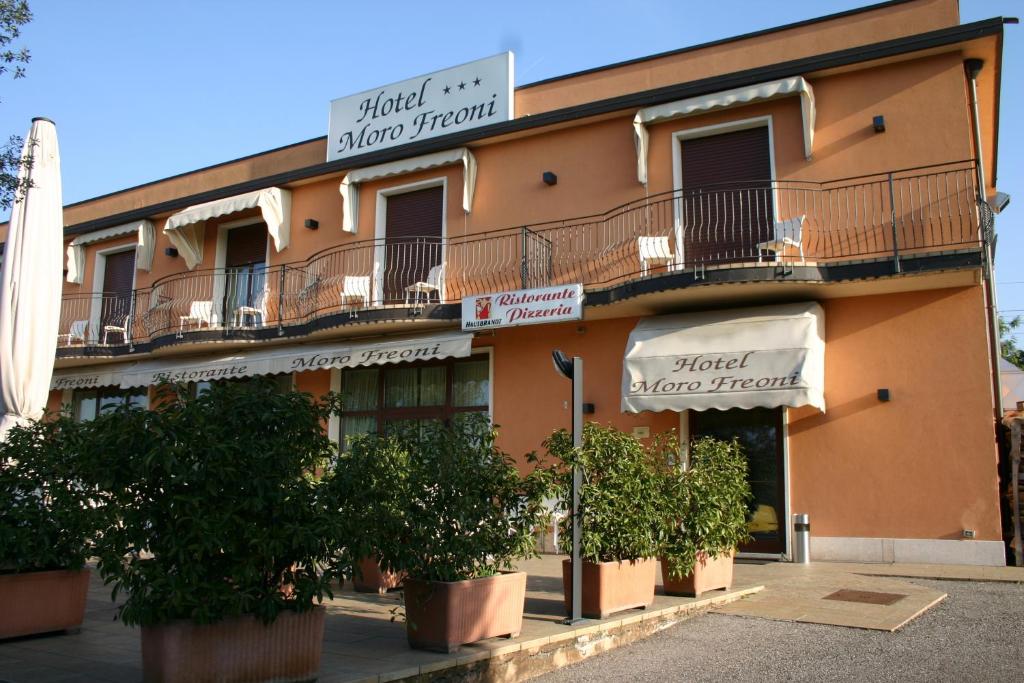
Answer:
[793, 513, 810, 564]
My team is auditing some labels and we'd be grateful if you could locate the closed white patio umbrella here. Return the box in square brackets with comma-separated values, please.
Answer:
[0, 118, 63, 439]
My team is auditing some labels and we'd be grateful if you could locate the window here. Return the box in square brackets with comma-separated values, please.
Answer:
[72, 387, 148, 422]
[338, 356, 488, 448]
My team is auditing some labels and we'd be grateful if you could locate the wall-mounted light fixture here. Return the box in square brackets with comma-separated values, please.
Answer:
[582, 402, 595, 414]
[877, 388, 891, 402]
[542, 171, 558, 186]
[304, 219, 319, 230]
[872, 115, 886, 133]
[164, 247, 179, 258]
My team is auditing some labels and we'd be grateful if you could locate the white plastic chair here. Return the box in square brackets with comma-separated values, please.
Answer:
[757, 215, 806, 263]
[178, 300, 214, 337]
[339, 276, 370, 317]
[58, 320, 88, 346]
[404, 264, 444, 306]
[542, 497, 566, 554]
[232, 288, 268, 328]
[638, 235, 673, 276]
[102, 314, 130, 345]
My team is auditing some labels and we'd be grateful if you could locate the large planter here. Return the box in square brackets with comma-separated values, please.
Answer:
[141, 606, 325, 683]
[404, 571, 526, 653]
[352, 556, 405, 594]
[0, 569, 90, 639]
[660, 551, 734, 598]
[561, 558, 656, 619]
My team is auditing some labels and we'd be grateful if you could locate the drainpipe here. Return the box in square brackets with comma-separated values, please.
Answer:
[964, 58, 1004, 425]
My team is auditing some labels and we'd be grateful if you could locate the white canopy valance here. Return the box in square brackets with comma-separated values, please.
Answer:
[50, 362, 136, 391]
[339, 147, 477, 234]
[163, 187, 292, 269]
[622, 302, 825, 413]
[65, 220, 156, 284]
[633, 76, 816, 185]
[98, 330, 472, 389]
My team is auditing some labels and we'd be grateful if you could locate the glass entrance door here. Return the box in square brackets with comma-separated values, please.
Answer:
[690, 407, 786, 554]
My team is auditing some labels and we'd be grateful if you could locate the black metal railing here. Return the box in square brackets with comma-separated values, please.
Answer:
[57, 160, 982, 348]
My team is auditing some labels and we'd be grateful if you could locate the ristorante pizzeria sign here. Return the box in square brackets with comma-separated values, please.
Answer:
[462, 284, 583, 331]
[327, 53, 514, 162]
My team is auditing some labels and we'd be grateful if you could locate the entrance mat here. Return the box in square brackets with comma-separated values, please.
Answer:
[823, 589, 907, 606]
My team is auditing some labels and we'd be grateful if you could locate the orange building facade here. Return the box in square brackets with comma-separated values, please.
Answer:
[26, 0, 1013, 564]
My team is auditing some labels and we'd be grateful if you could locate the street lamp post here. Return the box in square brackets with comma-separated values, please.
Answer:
[552, 349, 585, 624]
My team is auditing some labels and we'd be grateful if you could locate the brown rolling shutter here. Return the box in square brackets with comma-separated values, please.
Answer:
[101, 249, 136, 333]
[225, 223, 268, 267]
[680, 126, 774, 264]
[385, 186, 443, 240]
[102, 250, 135, 296]
[384, 187, 443, 302]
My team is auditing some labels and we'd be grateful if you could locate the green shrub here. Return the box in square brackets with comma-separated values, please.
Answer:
[0, 416, 102, 573]
[330, 414, 552, 583]
[662, 436, 752, 579]
[85, 379, 343, 627]
[546, 423, 672, 563]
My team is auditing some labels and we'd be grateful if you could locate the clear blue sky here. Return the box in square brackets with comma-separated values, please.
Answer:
[1, 1, 1020, 320]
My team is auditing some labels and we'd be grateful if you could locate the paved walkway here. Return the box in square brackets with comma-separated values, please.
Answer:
[0, 556, 761, 683]
[1, 557, 1019, 682]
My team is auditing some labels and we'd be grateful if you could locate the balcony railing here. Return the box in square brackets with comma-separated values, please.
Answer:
[58, 160, 983, 349]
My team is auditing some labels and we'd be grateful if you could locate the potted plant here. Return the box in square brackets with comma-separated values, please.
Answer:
[0, 416, 99, 639]
[331, 414, 551, 653]
[661, 436, 752, 598]
[546, 423, 669, 619]
[86, 379, 343, 683]
[329, 434, 408, 594]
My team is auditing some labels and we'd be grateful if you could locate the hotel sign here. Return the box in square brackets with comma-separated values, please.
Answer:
[462, 284, 583, 331]
[328, 53, 514, 162]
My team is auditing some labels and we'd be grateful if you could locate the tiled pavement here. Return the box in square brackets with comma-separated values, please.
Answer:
[2, 557, 1020, 682]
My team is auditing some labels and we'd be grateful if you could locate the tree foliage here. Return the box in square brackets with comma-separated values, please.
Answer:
[0, 414, 101, 573]
[330, 414, 553, 583]
[86, 379, 344, 627]
[661, 437, 752, 579]
[0, 0, 31, 210]
[547, 423, 671, 563]
[1001, 315, 1024, 369]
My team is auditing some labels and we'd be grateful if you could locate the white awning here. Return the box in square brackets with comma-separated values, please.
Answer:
[633, 76, 816, 185]
[622, 302, 825, 413]
[118, 330, 472, 389]
[163, 187, 292, 269]
[50, 362, 137, 391]
[339, 147, 477, 234]
[65, 220, 156, 284]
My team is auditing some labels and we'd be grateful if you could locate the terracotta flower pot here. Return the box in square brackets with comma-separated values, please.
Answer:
[660, 551, 734, 598]
[404, 571, 526, 653]
[0, 568, 90, 639]
[561, 558, 656, 619]
[141, 606, 325, 683]
[352, 555, 405, 594]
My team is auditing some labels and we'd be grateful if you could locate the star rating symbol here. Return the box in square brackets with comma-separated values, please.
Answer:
[458, 81, 466, 90]
[443, 85, 451, 95]
[473, 77, 481, 86]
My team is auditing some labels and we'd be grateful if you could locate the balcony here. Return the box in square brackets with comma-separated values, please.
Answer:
[57, 160, 985, 354]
